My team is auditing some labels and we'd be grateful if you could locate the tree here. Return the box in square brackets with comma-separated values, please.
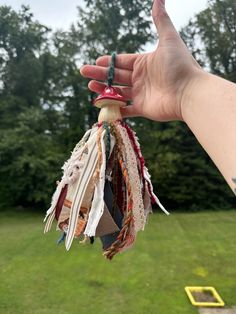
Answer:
[1, 0, 234, 211]
[72, 0, 154, 61]
[0, 6, 64, 207]
[0, 2, 155, 208]
[0, 5, 49, 124]
[181, 0, 236, 82]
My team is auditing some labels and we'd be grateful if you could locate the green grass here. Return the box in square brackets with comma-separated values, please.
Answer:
[0, 210, 235, 314]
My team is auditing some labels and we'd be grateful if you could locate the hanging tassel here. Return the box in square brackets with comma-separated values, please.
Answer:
[44, 52, 169, 260]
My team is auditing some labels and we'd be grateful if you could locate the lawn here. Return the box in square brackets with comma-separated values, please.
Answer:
[0, 209, 235, 314]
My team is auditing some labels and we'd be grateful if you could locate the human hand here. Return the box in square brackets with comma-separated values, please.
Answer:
[80, 0, 204, 122]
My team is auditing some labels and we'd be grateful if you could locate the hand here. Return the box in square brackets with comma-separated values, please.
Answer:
[80, 0, 204, 122]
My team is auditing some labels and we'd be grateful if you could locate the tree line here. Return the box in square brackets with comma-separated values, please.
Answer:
[0, 0, 235, 211]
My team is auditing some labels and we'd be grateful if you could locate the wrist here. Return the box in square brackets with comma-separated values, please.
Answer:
[180, 70, 211, 123]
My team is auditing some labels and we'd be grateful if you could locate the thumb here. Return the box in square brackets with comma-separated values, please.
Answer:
[152, 0, 178, 40]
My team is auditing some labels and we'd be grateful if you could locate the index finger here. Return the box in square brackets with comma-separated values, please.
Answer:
[96, 54, 138, 71]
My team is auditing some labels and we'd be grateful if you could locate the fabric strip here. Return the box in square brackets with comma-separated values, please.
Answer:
[84, 132, 115, 237]
[44, 128, 93, 223]
[143, 167, 169, 215]
[44, 210, 55, 233]
[65, 130, 102, 250]
[116, 123, 145, 232]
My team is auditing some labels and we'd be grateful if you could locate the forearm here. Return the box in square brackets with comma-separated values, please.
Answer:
[182, 71, 236, 194]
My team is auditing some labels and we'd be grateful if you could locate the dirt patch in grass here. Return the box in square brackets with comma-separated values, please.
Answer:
[192, 290, 217, 303]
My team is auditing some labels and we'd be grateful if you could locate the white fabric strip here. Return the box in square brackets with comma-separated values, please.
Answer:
[62, 127, 98, 183]
[143, 166, 169, 215]
[84, 132, 115, 237]
[44, 128, 94, 223]
[44, 211, 55, 233]
[65, 130, 101, 250]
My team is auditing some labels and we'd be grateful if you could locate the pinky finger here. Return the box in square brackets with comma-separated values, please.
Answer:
[88, 80, 132, 100]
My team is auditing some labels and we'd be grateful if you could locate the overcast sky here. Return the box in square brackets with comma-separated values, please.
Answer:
[3, 0, 208, 29]
[3, 0, 208, 51]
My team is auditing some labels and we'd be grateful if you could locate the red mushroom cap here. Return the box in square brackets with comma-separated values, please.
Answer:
[94, 86, 125, 106]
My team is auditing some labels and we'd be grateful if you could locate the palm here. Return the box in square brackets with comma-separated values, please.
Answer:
[132, 36, 200, 121]
[80, 0, 201, 121]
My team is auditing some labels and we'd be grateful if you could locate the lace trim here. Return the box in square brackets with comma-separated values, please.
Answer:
[124, 123, 169, 215]
[116, 123, 146, 232]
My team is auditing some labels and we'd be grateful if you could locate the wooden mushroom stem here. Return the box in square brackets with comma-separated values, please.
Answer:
[96, 99, 125, 123]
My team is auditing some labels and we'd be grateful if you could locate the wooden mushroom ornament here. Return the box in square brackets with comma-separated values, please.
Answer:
[44, 53, 168, 260]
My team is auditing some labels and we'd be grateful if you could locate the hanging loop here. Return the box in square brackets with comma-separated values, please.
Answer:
[107, 52, 116, 87]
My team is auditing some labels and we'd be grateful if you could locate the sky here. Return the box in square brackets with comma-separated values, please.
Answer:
[2, 0, 208, 52]
[2, 0, 208, 31]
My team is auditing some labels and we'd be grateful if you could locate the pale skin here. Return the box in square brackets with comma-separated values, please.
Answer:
[80, 0, 236, 195]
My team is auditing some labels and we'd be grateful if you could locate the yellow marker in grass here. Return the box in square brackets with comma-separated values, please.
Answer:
[185, 286, 225, 307]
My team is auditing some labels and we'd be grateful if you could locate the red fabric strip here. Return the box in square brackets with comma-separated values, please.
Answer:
[55, 184, 68, 220]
